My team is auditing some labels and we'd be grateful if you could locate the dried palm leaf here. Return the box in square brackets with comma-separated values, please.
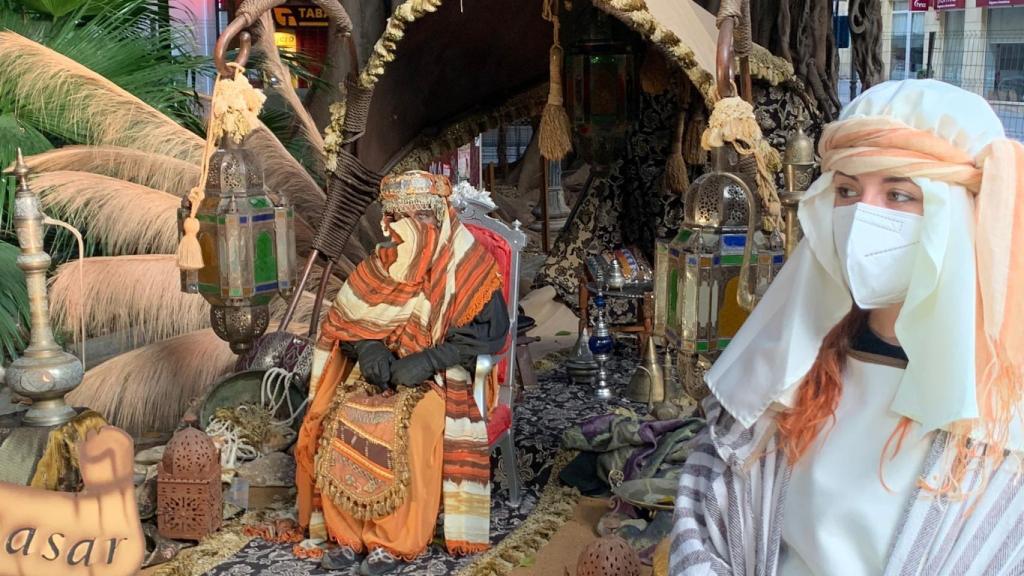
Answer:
[32, 171, 177, 254]
[49, 250, 339, 346]
[68, 329, 235, 435]
[49, 255, 209, 344]
[0, 31, 204, 163]
[24, 146, 200, 197]
[247, 124, 325, 223]
[255, 13, 325, 156]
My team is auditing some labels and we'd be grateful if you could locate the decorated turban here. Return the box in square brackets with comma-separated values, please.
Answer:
[379, 170, 452, 225]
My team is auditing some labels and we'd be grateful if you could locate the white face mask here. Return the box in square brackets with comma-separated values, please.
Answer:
[832, 202, 923, 309]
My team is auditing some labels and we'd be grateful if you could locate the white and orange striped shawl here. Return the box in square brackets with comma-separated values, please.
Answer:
[298, 210, 501, 556]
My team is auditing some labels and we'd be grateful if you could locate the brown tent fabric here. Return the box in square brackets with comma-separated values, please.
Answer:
[356, 0, 551, 173]
[347, 0, 795, 174]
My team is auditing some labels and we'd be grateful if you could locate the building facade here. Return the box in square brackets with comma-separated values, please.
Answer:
[885, 0, 1023, 137]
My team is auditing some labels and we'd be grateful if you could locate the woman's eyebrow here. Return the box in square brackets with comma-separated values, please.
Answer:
[882, 176, 915, 184]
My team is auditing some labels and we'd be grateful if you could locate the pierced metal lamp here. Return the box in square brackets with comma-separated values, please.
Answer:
[178, 33, 298, 355]
[780, 118, 816, 256]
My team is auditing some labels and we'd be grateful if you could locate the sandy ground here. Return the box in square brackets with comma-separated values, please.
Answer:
[510, 497, 654, 576]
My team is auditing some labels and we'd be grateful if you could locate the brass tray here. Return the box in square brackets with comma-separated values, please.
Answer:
[611, 477, 678, 511]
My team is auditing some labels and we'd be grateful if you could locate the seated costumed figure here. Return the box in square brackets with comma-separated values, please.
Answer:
[296, 171, 509, 575]
[671, 80, 1024, 574]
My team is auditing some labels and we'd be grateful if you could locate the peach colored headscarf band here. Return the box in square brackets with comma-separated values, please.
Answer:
[820, 115, 1024, 445]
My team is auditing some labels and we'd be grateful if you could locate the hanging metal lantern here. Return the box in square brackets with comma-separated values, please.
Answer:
[177, 30, 297, 355]
[179, 138, 297, 354]
[565, 9, 640, 171]
[780, 119, 816, 256]
[656, 146, 782, 400]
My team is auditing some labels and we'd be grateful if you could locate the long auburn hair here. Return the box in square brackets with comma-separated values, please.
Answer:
[776, 307, 868, 463]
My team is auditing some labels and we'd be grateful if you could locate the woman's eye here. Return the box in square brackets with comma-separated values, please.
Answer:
[836, 186, 859, 199]
[889, 190, 917, 203]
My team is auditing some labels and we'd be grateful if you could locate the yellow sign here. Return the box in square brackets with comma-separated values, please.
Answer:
[273, 5, 329, 28]
[274, 31, 297, 52]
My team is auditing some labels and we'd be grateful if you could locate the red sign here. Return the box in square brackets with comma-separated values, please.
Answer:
[911, 0, 931, 10]
[977, 0, 1024, 6]
[934, 0, 964, 9]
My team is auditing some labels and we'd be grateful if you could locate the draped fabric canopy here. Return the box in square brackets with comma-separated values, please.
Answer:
[354, 0, 794, 173]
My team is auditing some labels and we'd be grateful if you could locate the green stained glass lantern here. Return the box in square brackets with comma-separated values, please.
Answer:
[179, 138, 297, 354]
[565, 10, 639, 172]
[656, 146, 783, 401]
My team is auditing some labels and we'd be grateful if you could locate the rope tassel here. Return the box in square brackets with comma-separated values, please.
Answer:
[176, 64, 267, 271]
[539, 0, 572, 161]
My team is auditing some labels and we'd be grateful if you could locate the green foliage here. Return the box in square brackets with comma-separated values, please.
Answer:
[12, 0, 114, 17]
[0, 0, 207, 140]
[0, 242, 29, 364]
[0, 114, 52, 233]
[0, 0, 208, 258]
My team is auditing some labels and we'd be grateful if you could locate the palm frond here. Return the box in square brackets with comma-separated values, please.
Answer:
[68, 328, 236, 435]
[247, 123, 326, 225]
[255, 13, 324, 156]
[49, 251, 337, 345]
[49, 254, 209, 345]
[0, 242, 29, 363]
[0, 31, 205, 162]
[24, 146, 200, 198]
[0, 113, 52, 232]
[32, 171, 178, 255]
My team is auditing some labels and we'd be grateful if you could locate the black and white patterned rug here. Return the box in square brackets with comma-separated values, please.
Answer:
[205, 341, 643, 576]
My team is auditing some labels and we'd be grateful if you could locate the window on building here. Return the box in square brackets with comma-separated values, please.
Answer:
[987, 7, 1024, 103]
[941, 9, 965, 86]
[834, 15, 851, 49]
[890, 1, 926, 81]
[481, 123, 535, 166]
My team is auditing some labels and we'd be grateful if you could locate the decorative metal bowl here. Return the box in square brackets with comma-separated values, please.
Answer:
[198, 369, 307, 432]
[611, 477, 677, 511]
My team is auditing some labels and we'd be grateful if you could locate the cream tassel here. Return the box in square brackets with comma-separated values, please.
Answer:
[701, 96, 783, 231]
[539, 0, 572, 161]
[176, 64, 267, 270]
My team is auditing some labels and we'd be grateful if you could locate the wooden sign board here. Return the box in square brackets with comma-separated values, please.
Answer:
[0, 427, 144, 576]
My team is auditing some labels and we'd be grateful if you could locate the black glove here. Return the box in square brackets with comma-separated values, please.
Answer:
[352, 340, 395, 390]
[389, 343, 461, 387]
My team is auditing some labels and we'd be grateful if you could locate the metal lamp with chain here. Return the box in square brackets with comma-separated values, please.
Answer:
[176, 33, 297, 355]
[654, 0, 787, 403]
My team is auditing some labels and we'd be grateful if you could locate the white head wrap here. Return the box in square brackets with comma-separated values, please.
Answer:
[706, 80, 1021, 447]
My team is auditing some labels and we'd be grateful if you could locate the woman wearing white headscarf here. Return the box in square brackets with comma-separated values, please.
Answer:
[670, 79, 1024, 575]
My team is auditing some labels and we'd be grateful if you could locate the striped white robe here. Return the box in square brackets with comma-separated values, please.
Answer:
[671, 398, 1024, 575]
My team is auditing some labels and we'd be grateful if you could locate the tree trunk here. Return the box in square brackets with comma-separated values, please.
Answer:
[850, 0, 884, 90]
[696, 0, 842, 121]
[306, 0, 389, 131]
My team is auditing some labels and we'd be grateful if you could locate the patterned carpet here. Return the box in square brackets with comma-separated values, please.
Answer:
[205, 341, 643, 576]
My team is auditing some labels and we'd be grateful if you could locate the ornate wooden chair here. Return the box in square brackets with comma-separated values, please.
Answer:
[457, 196, 526, 508]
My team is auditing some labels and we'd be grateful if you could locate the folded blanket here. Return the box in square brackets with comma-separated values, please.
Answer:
[560, 412, 704, 489]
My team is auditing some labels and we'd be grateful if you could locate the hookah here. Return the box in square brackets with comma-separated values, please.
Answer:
[588, 289, 615, 399]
